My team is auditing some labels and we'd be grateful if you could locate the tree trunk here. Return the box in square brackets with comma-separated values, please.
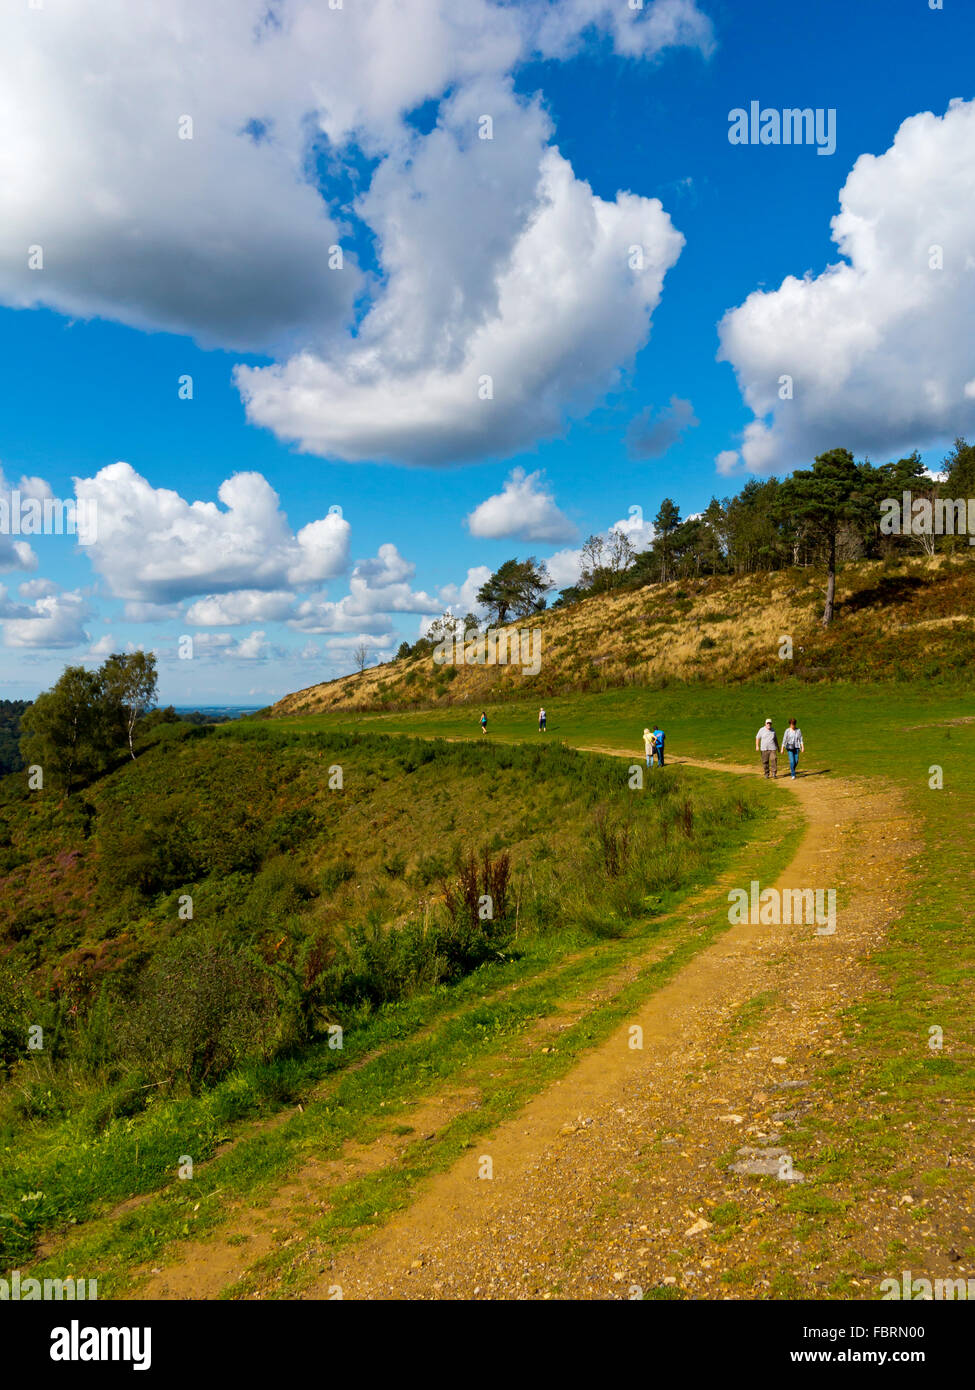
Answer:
[128, 710, 137, 759]
[822, 532, 836, 625]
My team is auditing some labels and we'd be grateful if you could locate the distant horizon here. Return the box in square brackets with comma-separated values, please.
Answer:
[170, 703, 264, 712]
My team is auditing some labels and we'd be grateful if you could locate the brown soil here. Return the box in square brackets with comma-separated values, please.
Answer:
[132, 1089, 482, 1300]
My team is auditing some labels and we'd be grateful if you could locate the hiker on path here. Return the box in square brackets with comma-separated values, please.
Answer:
[538, 707, 547, 732]
[480, 711, 488, 735]
[652, 722, 665, 767]
[755, 718, 779, 778]
[643, 726, 655, 768]
[782, 718, 804, 778]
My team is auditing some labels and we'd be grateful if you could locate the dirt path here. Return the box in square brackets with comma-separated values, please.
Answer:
[297, 756, 917, 1300]
[127, 751, 791, 1299]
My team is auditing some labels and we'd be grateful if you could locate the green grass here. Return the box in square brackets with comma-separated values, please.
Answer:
[265, 678, 975, 1297]
[15, 806, 797, 1294]
[1, 721, 787, 1273]
[262, 677, 972, 773]
[5, 674, 973, 1298]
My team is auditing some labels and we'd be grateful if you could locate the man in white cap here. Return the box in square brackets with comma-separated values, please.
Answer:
[755, 718, 779, 778]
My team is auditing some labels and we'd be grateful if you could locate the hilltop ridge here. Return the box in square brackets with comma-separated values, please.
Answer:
[271, 554, 975, 717]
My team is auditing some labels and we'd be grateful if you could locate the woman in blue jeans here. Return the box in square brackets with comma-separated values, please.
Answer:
[782, 718, 804, 778]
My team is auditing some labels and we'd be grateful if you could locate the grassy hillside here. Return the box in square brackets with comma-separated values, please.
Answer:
[273, 554, 975, 717]
[0, 718, 771, 1268]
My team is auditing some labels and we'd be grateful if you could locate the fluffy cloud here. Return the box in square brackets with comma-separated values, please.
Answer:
[613, 507, 657, 552]
[2, 0, 709, 346]
[718, 98, 975, 473]
[543, 546, 588, 590]
[87, 635, 149, 659]
[325, 633, 395, 656]
[189, 629, 282, 661]
[0, 585, 25, 619]
[0, 2, 360, 353]
[76, 463, 349, 603]
[18, 577, 58, 599]
[715, 449, 743, 477]
[626, 396, 699, 459]
[466, 468, 576, 542]
[288, 543, 437, 633]
[87, 634, 119, 659]
[185, 590, 297, 626]
[237, 144, 685, 463]
[233, 631, 277, 661]
[0, 469, 44, 572]
[1, 0, 709, 427]
[3, 589, 91, 649]
[437, 565, 493, 618]
[0, 542, 40, 573]
[531, 0, 715, 61]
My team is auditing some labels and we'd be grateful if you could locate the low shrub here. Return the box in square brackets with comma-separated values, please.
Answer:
[121, 937, 277, 1090]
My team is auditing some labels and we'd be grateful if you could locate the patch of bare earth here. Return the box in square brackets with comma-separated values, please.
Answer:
[129, 1089, 481, 1300]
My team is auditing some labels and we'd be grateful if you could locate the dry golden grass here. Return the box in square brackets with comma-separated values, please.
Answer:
[272, 554, 975, 716]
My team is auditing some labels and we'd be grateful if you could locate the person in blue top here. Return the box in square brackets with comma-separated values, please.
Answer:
[651, 723, 665, 766]
[479, 711, 488, 735]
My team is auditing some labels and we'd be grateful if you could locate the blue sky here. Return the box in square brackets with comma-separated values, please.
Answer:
[1, 0, 973, 703]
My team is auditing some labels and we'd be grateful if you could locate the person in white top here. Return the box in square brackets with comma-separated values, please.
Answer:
[643, 727, 655, 768]
[781, 718, 805, 778]
[755, 718, 779, 778]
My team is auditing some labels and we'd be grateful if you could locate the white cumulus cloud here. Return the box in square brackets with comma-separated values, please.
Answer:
[185, 590, 297, 627]
[288, 543, 437, 634]
[3, 589, 91, 649]
[718, 98, 975, 473]
[237, 144, 685, 464]
[189, 629, 283, 661]
[87, 634, 119, 659]
[466, 468, 576, 542]
[531, 0, 715, 61]
[75, 463, 349, 604]
[0, 468, 46, 572]
[437, 565, 494, 618]
[19, 577, 58, 599]
[715, 449, 743, 477]
[1, 0, 710, 444]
